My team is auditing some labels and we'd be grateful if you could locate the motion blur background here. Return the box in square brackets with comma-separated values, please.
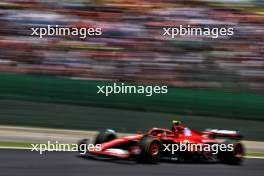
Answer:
[0, 0, 263, 140]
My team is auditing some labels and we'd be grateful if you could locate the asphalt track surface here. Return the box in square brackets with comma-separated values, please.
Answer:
[1, 149, 263, 176]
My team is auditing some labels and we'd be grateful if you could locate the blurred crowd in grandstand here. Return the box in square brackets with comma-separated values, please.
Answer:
[0, 0, 263, 93]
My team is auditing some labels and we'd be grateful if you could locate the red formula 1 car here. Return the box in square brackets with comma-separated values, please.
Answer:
[77, 121, 245, 165]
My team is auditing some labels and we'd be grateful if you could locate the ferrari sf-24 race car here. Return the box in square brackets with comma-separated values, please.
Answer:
[77, 121, 244, 165]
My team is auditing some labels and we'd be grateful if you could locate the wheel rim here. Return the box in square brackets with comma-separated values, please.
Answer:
[149, 143, 160, 157]
[234, 144, 244, 158]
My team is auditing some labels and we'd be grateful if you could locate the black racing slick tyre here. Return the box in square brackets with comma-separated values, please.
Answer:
[95, 129, 117, 144]
[139, 136, 162, 164]
[218, 140, 245, 165]
[77, 138, 89, 154]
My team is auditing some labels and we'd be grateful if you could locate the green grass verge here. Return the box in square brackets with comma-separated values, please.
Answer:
[0, 141, 78, 150]
[1, 100, 264, 141]
[246, 152, 264, 157]
[1, 72, 264, 121]
[0, 141, 33, 148]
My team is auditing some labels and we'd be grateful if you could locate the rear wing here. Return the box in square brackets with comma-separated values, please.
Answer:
[203, 129, 243, 140]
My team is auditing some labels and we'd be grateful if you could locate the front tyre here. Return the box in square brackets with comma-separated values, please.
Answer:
[139, 136, 162, 164]
[95, 129, 117, 144]
[77, 138, 89, 154]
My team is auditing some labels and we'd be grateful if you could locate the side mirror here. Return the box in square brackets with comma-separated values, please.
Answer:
[137, 131, 144, 134]
[157, 133, 163, 137]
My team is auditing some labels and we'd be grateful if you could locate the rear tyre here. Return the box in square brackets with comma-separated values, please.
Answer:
[95, 129, 117, 144]
[218, 140, 245, 165]
[139, 136, 162, 164]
